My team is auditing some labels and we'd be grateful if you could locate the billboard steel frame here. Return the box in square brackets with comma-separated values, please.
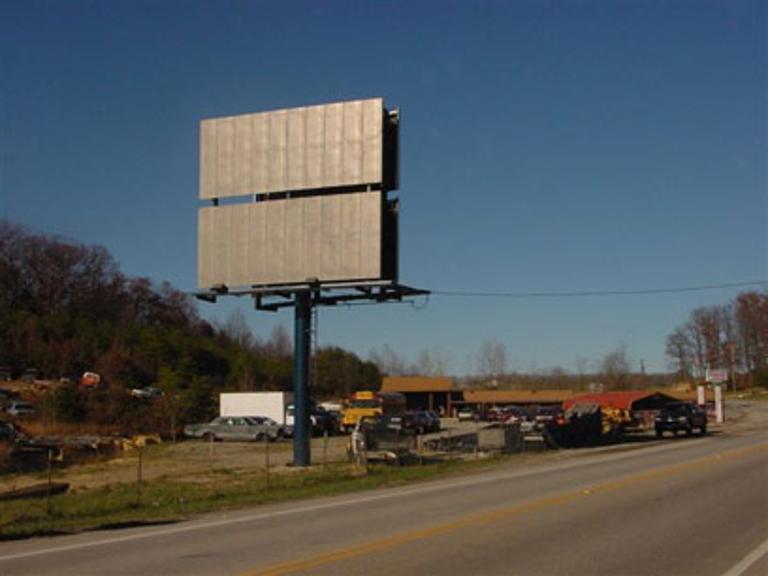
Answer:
[195, 281, 428, 467]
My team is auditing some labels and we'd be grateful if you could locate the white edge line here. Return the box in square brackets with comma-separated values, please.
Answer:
[0, 435, 753, 563]
[722, 536, 768, 576]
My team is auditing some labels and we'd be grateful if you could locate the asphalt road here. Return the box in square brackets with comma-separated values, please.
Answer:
[1, 430, 766, 576]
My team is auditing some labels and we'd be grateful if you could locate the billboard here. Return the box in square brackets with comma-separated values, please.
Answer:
[198, 191, 398, 289]
[200, 98, 398, 199]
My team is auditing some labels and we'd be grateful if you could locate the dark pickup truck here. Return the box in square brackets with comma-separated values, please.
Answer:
[655, 402, 707, 437]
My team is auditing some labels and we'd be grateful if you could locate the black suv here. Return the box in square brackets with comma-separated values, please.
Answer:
[655, 402, 707, 437]
[0, 420, 18, 441]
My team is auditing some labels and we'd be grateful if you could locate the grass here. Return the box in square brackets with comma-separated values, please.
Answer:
[728, 387, 768, 401]
[0, 456, 501, 541]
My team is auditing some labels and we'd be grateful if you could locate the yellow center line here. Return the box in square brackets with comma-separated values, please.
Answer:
[245, 442, 768, 576]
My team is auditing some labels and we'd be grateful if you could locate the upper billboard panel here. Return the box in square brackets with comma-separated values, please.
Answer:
[200, 98, 398, 199]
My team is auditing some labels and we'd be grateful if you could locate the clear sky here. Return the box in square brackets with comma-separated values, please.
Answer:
[2, 1, 765, 375]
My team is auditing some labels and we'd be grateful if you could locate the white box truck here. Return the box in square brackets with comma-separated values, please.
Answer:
[220, 392, 294, 427]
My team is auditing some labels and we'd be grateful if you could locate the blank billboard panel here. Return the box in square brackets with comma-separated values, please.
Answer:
[200, 98, 396, 199]
[198, 192, 387, 289]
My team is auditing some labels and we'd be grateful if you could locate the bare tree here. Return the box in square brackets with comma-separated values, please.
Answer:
[416, 346, 450, 376]
[692, 306, 726, 372]
[666, 290, 768, 386]
[265, 325, 292, 357]
[573, 357, 592, 377]
[416, 350, 435, 376]
[368, 344, 407, 376]
[222, 308, 254, 349]
[477, 339, 507, 381]
[684, 317, 706, 380]
[666, 327, 693, 381]
[601, 344, 631, 390]
[735, 292, 768, 373]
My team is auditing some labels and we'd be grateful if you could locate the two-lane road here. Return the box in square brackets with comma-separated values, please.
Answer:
[1, 431, 766, 575]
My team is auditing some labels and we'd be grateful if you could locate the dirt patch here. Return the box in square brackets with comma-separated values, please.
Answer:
[722, 399, 768, 433]
[0, 435, 350, 494]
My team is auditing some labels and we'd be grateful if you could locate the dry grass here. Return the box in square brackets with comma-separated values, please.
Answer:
[0, 442, 12, 471]
[20, 420, 121, 438]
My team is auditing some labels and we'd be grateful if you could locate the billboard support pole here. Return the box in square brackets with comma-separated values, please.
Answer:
[293, 290, 312, 467]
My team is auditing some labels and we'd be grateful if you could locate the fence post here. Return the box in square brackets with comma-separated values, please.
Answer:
[418, 434, 424, 466]
[46, 448, 53, 516]
[264, 433, 270, 490]
[322, 430, 328, 471]
[475, 420, 480, 460]
[136, 447, 143, 506]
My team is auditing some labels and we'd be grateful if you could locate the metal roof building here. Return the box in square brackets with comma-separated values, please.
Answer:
[563, 391, 681, 411]
[462, 389, 577, 406]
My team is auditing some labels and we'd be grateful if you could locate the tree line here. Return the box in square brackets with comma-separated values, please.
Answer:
[666, 291, 768, 386]
[0, 220, 379, 428]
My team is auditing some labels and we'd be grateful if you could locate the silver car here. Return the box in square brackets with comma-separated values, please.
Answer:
[5, 401, 36, 416]
[184, 416, 285, 442]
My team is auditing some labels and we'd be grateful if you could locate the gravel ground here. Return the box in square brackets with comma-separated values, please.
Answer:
[721, 397, 768, 433]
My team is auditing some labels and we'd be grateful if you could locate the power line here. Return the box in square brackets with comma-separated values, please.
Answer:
[431, 280, 767, 299]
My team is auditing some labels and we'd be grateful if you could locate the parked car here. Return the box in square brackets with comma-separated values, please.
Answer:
[385, 411, 439, 435]
[183, 416, 285, 442]
[416, 410, 441, 433]
[533, 405, 567, 426]
[313, 407, 340, 436]
[485, 406, 508, 422]
[285, 405, 339, 437]
[502, 406, 528, 424]
[5, 401, 36, 417]
[388, 413, 423, 435]
[0, 388, 17, 407]
[20, 368, 39, 383]
[130, 386, 164, 399]
[655, 402, 707, 437]
[348, 415, 415, 462]
[0, 420, 19, 440]
[457, 406, 478, 422]
[80, 371, 102, 388]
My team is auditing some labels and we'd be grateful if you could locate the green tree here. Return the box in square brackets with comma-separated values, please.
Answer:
[51, 386, 89, 422]
[313, 346, 381, 398]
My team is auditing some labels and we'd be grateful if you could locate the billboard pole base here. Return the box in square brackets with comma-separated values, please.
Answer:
[293, 290, 312, 467]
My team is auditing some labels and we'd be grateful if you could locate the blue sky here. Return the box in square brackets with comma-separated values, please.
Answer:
[1, 1, 765, 375]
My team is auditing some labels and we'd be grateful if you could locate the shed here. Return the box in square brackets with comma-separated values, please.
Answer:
[563, 391, 679, 412]
[380, 377, 460, 413]
[564, 390, 680, 429]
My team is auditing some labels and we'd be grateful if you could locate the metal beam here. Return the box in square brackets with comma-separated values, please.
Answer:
[246, 283, 429, 312]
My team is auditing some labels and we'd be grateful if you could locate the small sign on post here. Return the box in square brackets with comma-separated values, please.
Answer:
[706, 369, 728, 384]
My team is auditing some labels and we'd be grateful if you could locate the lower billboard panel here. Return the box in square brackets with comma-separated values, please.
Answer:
[198, 191, 392, 289]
